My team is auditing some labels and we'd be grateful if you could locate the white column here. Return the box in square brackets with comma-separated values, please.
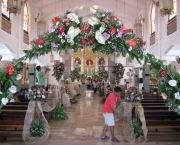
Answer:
[81, 57, 84, 73]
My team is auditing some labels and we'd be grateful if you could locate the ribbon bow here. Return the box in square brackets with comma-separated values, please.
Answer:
[95, 26, 106, 44]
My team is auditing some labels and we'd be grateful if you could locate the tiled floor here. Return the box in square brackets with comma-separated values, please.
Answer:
[1, 85, 180, 145]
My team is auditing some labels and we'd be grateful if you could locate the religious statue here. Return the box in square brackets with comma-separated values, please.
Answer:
[86, 59, 93, 67]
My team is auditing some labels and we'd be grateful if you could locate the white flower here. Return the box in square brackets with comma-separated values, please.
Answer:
[67, 13, 79, 22]
[58, 35, 62, 39]
[8, 86, 17, 94]
[87, 17, 99, 26]
[90, 5, 99, 14]
[42, 95, 45, 99]
[137, 97, 140, 100]
[1, 97, 8, 105]
[67, 26, 81, 45]
[37, 90, 41, 94]
[102, 14, 105, 17]
[168, 80, 177, 87]
[75, 19, 80, 24]
[163, 61, 171, 66]
[16, 74, 22, 80]
[175, 92, 180, 100]
[38, 45, 43, 48]
[56, 22, 59, 26]
[178, 106, 180, 110]
[129, 46, 132, 51]
[0, 91, 3, 94]
[34, 95, 36, 99]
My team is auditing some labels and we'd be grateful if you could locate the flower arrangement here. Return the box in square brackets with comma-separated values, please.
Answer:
[52, 101, 68, 121]
[52, 62, 65, 81]
[69, 69, 80, 82]
[98, 70, 109, 81]
[29, 120, 44, 137]
[28, 85, 46, 101]
[112, 63, 124, 85]
[92, 74, 100, 81]
[130, 118, 144, 138]
[80, 73, 87, 84]
[125, 86, 143, 102]
[0, 60, 23, 108]
[65, 86, 71, 95]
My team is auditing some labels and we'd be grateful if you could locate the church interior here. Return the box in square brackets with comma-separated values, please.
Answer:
[0, 0, 180, 144]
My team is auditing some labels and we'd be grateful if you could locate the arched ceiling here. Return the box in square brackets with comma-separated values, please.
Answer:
[31, 0, 148, 22]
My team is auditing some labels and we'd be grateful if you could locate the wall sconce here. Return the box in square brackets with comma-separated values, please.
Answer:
[154, 0, 173, 16]
[50, 52, 54, 63]
[7, 0, 27, 14]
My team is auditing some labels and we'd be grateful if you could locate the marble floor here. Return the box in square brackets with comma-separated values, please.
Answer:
[1, 85, 180, 145]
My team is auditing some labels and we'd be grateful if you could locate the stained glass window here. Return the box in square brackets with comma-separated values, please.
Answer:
[151, 5, 156, 34]
[169, 0, 177, 20]
[23, 4, 29, 33]
[2, 0, 10, 20]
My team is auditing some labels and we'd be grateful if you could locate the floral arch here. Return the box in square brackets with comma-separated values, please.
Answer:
[1, 6, 180, 115]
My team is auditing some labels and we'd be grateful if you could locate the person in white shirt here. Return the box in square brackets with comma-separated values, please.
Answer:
[93, 81, 98, 93]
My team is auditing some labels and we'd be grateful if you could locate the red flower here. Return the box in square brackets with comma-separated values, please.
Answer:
[88, 37, 95, 44]
[81, 38, 86, 45]
[58, 26, 65, 34]
[86, 29, 91, 34]
[81, 23, 88, 31]
[121, 27, 130, 33]
[52, 17, 59, 25]
[128, 39, 137, 48]
[159, 70, 168, 77]
[6, 65, 14, 75]
[109, 27, 117, 34]
[36, 38, 45, 45]
[111, 16, 119, 21]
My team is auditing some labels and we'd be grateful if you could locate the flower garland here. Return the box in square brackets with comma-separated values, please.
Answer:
[52, 62, 65, 81]
[27, 85, 46, 101]
[125, 86, 143, 102]
[112, 63, 124, 85]
[69, 69, 80, 82]
[80, 73, 87, 84]
[0, 60, 23, 108]
[98, 70, 109, 81]
[92, 74, 100, 81]
[1, 6, 180, 115]
[29, 120, 44, 137]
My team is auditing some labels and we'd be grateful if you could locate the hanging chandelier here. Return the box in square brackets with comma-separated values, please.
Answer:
[7, 0, 27, 14]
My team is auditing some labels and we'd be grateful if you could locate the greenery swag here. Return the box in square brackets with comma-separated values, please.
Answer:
[52, 62, 65, 81]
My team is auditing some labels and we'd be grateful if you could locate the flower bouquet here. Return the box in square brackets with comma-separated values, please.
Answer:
[29, 119, 44, 137]
[125, 86, 143, 102]
[98, 70, 109, 81]
[52, 62, 65, 81]
[70, 69, 80, 82]
[80, 73, 87, 84]
[28, 85, 46, 101]
[112, 63, 124, 85]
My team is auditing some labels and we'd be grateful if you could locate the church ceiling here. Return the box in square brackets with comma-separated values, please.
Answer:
[31, 0, 148, 23]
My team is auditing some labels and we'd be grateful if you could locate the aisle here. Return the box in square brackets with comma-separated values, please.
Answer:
[2, 85, 180, 145]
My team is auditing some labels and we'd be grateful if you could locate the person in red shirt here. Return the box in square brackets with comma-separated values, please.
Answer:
[101, 86, 122, 142]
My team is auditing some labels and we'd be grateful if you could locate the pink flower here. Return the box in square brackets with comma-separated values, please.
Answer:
[161, 93, 167, 100]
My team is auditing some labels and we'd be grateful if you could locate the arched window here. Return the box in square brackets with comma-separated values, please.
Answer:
[2, 0, 10, 21]
[151, 5, 156, 34]
[169, 0, 177, 20]
[23, 4, 29, 34]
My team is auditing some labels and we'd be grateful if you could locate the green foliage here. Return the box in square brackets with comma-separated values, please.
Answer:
[52, 101, 68, 121]
[98, 70, 109, 81]
[131, 118, 144, 138]
[80, 73, 87, 84]
[69, 69, 80, 82]
[70, 96, 78, 104]
[29, 120, 44, 137]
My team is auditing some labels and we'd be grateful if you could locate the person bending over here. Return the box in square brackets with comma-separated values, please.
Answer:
[101, 86, 122, 142]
